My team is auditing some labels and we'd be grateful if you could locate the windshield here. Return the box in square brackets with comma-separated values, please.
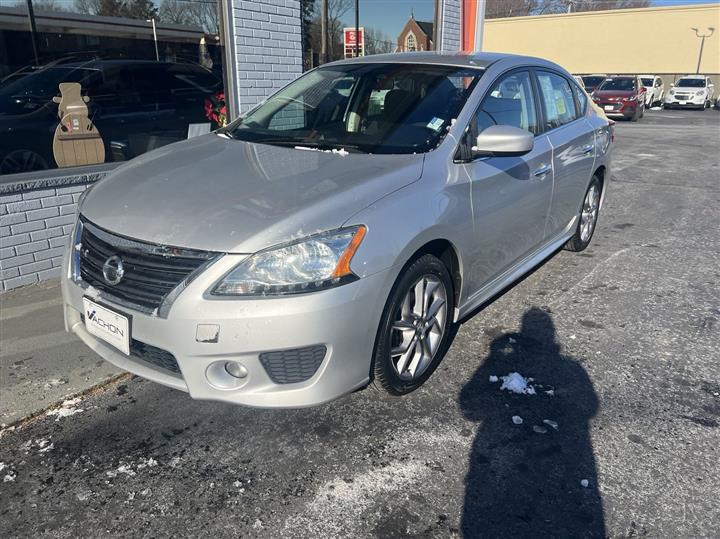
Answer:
[641, 78, 653, 87]
[597, 78, 635, 91]
[675, 78, 706, 88]
[582, 76, 605, 89]
[226, 63, 482, 154]
[0, 66, 97, 114]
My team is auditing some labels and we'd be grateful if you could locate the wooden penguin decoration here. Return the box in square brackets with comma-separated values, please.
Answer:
[52, 82, 105, 168]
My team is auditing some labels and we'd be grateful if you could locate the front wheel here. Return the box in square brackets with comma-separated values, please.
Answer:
[372, 254, 455, 396]
[565, 175, 602, 252]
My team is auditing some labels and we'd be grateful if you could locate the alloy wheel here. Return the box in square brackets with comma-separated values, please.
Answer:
[580, 184, 600, 242]
[389, 275, 448, 381]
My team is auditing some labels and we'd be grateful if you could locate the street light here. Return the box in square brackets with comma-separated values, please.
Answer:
[691, 27, 714, 74]
[147, 18, 159, 62]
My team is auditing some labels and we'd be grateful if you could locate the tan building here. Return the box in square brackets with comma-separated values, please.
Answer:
[397, 16, 435, 52]
[482, 3, 720, 77]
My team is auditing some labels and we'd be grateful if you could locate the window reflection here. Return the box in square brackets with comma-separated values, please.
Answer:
[0, 0, 226, 176]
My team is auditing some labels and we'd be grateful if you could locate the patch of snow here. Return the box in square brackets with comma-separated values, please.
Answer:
[533, 425, 548, 434]
[4, 470, 17, 482]
[136, 457, 157, 470]
[512, 415, 523, 425]
[76, 490, 92, 501]
[500, 372, 536, 395]
[0, 462, 7, 472]
[43, 378, 68, 390]
[545, 389, 555, 396]
[581, 479, 589, 488]
[46, 398, 84, 421]
[489, 375, 499, 383]
[253, 519, 263, 530]
[508, 337, 517, 344]
[141, 488, 152, 497]
[650, 106, 662, 111]
[38, 441, 54, 453]
[543, 419, 559, 430]
[569, 335, 577, 340]
[168, 457, 182, 468]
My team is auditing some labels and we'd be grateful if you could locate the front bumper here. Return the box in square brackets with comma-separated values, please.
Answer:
[61, 252, 394, 408]
[594, 100, 638, 118]
[663, 94, 706, 107]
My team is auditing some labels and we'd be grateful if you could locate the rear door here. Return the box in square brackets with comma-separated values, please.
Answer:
[536, 70, 595, 237]
[459, 69, 554, 294]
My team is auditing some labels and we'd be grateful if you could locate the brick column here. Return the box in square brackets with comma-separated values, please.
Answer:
[227, 0, 304, 115]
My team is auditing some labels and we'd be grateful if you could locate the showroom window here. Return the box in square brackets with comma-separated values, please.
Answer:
[0, 0, 228, 176]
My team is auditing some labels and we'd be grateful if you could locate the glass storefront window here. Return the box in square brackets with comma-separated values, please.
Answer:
[0, 0, 227, 176]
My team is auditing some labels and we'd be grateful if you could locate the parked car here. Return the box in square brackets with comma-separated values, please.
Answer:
[591, 75, 646, 121]
[580, 74, 608, 93]
[62, 52, 612, 408]
[663, 75, 715, 109]
[640, 75, 664, 107]
[0, 59, 222, 175]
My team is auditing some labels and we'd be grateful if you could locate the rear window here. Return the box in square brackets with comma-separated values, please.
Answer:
[581, 76, 605, 88]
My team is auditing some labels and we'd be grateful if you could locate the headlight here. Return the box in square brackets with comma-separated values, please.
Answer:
[669, 90, 675, 96]
[212, 226, 367, 296]
[622, 96, 636, 102]
[696, 90, 706, 96]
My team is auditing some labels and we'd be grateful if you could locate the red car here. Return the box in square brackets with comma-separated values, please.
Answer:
[591, 76, 647, 121]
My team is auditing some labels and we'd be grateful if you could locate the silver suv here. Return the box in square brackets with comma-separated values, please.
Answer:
[62, 53, 612, 407]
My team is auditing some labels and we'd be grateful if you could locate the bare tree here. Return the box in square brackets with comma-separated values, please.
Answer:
[486, 0, 537, 19]
[364, 26, 393, 55]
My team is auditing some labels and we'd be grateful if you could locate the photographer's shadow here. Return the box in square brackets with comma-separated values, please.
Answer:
[459, 307, 605, 538]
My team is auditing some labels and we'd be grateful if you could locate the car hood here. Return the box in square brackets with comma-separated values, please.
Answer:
[81, 134, 425, 253]
[592, 90, 636, 99]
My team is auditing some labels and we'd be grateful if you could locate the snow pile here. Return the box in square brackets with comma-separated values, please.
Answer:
[106, 457, 158, 478]
[46, 398, 84, 421]
[498, 372, 536, 395]
[581, 479, 589, 488]
[512, 415, 523, 425]
[1, 463, 16, 482]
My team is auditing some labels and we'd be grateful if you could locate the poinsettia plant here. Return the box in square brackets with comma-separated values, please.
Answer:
[204, 90, 227, 128]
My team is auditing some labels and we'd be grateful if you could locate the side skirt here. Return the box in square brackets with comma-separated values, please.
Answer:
[456, 217, 576, 321]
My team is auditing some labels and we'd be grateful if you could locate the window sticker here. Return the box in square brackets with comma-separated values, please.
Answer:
[427, 117, 445, 132]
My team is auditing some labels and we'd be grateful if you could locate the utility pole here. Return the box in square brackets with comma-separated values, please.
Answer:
[25, 0, 40, 66]
[320, 0, 328, 64]
[354, 0, 360, 57]
[691, 27, 714, 74]
[567, 0, 575, 14]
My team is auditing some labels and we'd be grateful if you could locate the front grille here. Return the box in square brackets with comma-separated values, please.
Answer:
[79, 219, 218, 313]
[259, 345, 327, 384]
[130, 339, 182, 377]
[674, 94, 690, 100]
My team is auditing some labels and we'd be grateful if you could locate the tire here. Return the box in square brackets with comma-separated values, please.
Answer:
[0, 149, 48, 175]
[565, 175, 602, 252]
[372, 254, 455, 396]
[639, 103, 644, 118]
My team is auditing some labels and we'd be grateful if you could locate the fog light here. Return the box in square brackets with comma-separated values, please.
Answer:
[224, 361, 248, 379]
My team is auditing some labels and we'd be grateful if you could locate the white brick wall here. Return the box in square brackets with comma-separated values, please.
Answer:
[230, 0, 304, 113]
[0, 184, 91, 291]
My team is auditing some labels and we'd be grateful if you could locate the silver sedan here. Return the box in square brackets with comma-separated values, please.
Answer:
[62, 52, 612, 407]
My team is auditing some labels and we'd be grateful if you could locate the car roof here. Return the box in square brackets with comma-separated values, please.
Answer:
[323, 51, 557, 71]
[678, 74, 706, 79]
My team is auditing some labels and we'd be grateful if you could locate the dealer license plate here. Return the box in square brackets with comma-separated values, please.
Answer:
[604, 105, 614, 111]
[83, 297, 130, 355]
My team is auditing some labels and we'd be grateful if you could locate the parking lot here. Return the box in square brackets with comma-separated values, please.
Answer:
[1, 108, 719, 538]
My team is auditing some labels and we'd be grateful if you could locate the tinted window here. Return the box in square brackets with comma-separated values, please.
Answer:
[675, 78, 706, 88]
[597, 78, 636, 91]
[537, 71, 578, 129]
[581, 76, 605, 89]
[572, 82, 588, 115]
[641, 78, 653, 87]
[475, 71, 538, 135]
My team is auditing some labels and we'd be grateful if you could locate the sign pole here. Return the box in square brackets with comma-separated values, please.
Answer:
[355, 0, 359, 57]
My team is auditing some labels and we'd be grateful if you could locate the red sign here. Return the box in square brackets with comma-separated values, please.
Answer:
[343, 27, 365, 58]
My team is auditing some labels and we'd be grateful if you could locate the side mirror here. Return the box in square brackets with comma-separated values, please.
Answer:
[670, 82, 675, 87]
[472, 125, 534, 157]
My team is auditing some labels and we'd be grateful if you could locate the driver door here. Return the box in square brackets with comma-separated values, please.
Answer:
[459, 70, 554, 296]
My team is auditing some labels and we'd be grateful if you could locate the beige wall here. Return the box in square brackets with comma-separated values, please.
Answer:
[482, 3, 720, 76]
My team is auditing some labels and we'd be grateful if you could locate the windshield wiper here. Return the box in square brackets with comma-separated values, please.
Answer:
[241, 137, 365, 153]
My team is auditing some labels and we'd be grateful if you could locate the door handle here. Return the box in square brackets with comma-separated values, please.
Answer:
[582, 144, 594, 154]
[534, 163, 552, 177]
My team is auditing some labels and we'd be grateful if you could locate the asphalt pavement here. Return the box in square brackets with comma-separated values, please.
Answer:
[1, 108, 719, 538]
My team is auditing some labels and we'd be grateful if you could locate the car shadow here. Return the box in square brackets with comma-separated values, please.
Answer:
[459, 307, 605, 538]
